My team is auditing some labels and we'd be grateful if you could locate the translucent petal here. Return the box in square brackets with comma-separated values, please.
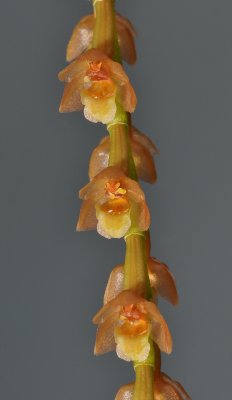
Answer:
[109, 59, 131, 85]
[103, 265, 124, 304]
[137, 200, 151, 232]
[59, 79, 83, 113]
[120, 82, 137, 113]
[155, 373, 192, 400]
[148, 258, 179, 306]
[144, 302, 173, 354]
[79, 176, 107, 201]
[115, 384, 133, 400]
[94, 313, 117, 355]
[132, 140, 157, 183]
[131, 127, 158, 155]
[88, 136, 109, 180]
[76, 198, 97, 231]
[116, 14, 137, 38]
[117, 21, 136, 65]
[66, 15, 94, 62]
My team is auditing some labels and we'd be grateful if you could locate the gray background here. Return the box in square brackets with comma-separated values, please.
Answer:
[0, 0, 231, 399]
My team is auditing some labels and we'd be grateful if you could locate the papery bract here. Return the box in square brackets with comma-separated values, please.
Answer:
[93, 290, 172, 361]
[103, 257, 178, 305]
[89, 126, 158, 183]
[77, 166, 150, 239]
[58, 49, 136, 123]
[66, 13, 136, 65]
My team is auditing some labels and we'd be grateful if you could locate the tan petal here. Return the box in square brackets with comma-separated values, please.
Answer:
[59, 79, 83, 113]
[131, 126, 158, 155]
[120, 81, 137, 113]
[115, 383, 134, 400]
[108, 59, 130, 85]
[117, 21, 136, 65]
[66, 15, 94, 62]
[94, 313, 117, 355]
[148, 258, 179, 306]
[116, 14, 137, 38]
[79, 176, 107, 201]
[144, 301, 173, 354]
[132, 140, 157, 183]
[155, 373, 192, 400]
[88, 136, 109, 180]
[76, 198, 97, 231]
[103, 265, 124, 304]
[136, 200, 151, 232]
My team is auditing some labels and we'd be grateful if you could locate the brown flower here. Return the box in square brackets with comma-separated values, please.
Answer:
[93, 290, 172, 362]
[58, 49, 136, 123]
[115, 373, 191, 400]
[103, 257, 178, 305]
[77, 166, 150, 239]
[66, 13, 136, 65]
[89, 126, 158, 183]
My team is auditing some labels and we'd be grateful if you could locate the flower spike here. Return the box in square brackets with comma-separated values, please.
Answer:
[57, 0, 192, 398]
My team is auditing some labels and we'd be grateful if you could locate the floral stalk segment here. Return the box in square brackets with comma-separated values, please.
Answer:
[92, 0, 120, 61]
[92, 0, 156, 398]
[133, 365, 154, 400]
[124, 233, 152, 299]
[107, 112, 137, 179]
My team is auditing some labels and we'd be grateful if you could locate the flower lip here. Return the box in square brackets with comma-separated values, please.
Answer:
[99, 198, 130, 215]
[82, 80, 116, 99]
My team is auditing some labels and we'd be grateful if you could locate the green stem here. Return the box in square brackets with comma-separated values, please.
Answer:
[92, 0, 155, 398]
[107, 105, 137, 179]
[124, 233, 151, 298]
[133, 365, 154, 400]
[92, 0, 118, 60]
